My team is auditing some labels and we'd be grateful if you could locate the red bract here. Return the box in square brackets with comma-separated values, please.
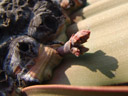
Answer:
[57, 30, 90, 57]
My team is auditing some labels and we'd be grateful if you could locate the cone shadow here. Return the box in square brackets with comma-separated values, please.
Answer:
[48, 50, 118, 85]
